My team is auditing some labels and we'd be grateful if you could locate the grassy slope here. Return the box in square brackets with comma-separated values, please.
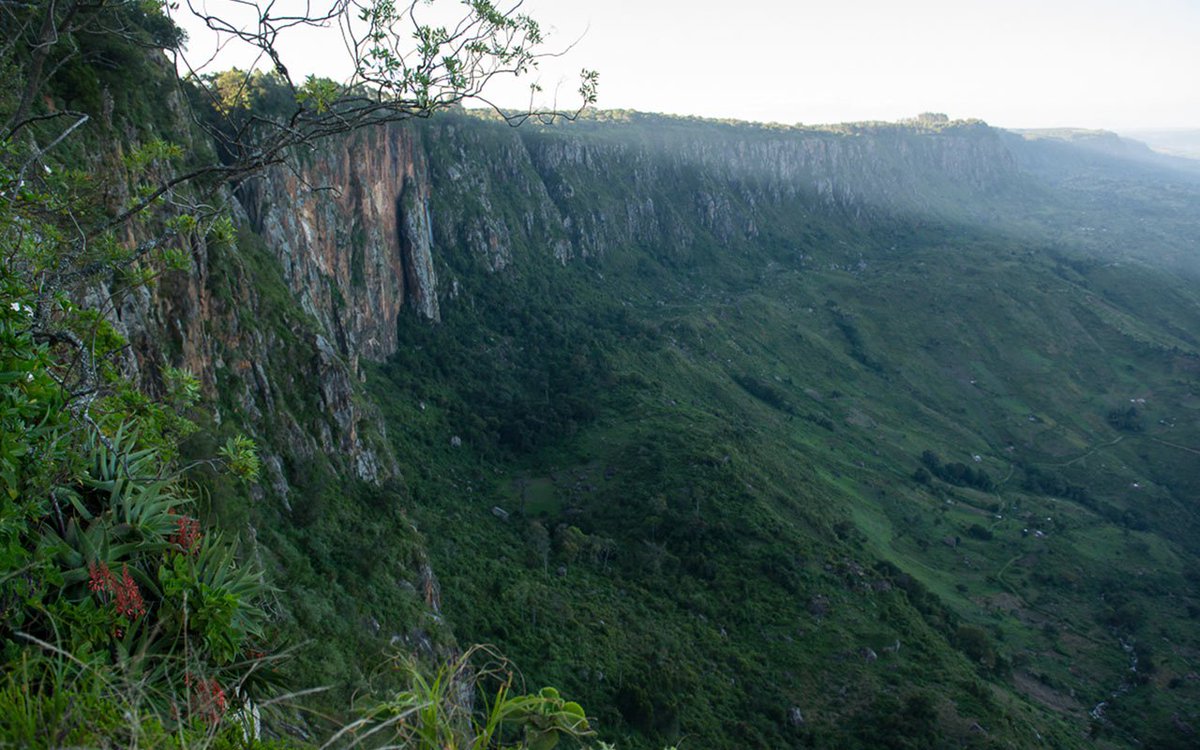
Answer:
[350, 119, 1200, 748]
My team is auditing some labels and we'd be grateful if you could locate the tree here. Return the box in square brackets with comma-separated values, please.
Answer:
[1107, 405, 1144, 433]
[955, 624, 998, 670]
[176, 0, 598, 184]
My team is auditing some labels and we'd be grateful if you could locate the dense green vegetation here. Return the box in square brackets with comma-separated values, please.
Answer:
[0, 3, 283, 744]
[344, 116, 1200, 748]
[4, 2, 1200, 749]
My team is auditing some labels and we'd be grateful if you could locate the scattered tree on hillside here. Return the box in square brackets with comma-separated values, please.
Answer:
[918, 450, 994, 492]
[1107, 405, 1144, 433]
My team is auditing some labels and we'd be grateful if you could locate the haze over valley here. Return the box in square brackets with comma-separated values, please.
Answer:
[2, 2, 1199, 749]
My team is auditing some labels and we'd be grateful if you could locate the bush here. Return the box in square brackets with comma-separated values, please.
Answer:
[955, 625, 998, 670]
[919, 450, 994, 491]
[967, 524, 993, 541]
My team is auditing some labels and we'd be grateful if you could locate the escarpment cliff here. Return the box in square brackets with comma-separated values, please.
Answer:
[107, 113, 1019, 509]
[522, 117, 1017, 222]
[240, 125, 441, 361]
[102, 209, 392, 488]
[235, 114, 1022, 366]
[116, 113, 1023, 507]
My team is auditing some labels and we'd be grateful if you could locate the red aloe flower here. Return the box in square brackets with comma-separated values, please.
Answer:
[186, 674, 228, 725]
[114, 564, 146, 619]
[211, 680, 227, 714]
[169, 515, 203, 555]
[88, 561, 115, 594]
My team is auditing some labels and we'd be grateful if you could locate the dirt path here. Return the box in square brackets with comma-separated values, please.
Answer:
[1151, 436, 1200, 456]
[1043, 435, 1125, 467]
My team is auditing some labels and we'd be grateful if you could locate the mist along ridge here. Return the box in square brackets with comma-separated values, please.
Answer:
[3, 8, 1200, 748]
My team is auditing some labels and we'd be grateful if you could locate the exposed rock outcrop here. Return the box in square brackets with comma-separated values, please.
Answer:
[240, 124, 440, 363]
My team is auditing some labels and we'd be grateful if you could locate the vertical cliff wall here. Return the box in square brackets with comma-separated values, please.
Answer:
[234, 114, 1021, 367]
[240, 125, 440, 362]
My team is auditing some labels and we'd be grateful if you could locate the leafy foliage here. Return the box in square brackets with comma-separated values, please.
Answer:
[342, 646, 594, 750]
[0, 3, 280, 743]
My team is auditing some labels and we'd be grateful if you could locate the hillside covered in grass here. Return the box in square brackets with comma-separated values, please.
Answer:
[321, 112, 1200, 749]
[3, 5, 1200, 747]
[213, 106, 1200, 747]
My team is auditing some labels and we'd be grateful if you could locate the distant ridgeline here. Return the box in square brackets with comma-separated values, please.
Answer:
[11, 29, 1200, 748]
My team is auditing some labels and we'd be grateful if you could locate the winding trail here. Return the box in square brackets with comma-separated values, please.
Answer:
[1151, 436, 1200, 457]
[1042, 435, 1125, 467]
[1033, 432, 1200, 469]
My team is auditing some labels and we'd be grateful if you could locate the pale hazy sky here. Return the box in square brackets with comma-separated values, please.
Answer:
[173, 0, 1200, 130]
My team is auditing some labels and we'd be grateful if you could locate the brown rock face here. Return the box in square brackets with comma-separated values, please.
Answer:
[240, 124, 439, 364]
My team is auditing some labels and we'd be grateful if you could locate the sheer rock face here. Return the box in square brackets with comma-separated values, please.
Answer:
[424, 117, 1017, 283]
[99, 187, 394, 487]
[512, 122, 1018, 258]
[106, 229, 392, 485]
[240, 124, 440, 363]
